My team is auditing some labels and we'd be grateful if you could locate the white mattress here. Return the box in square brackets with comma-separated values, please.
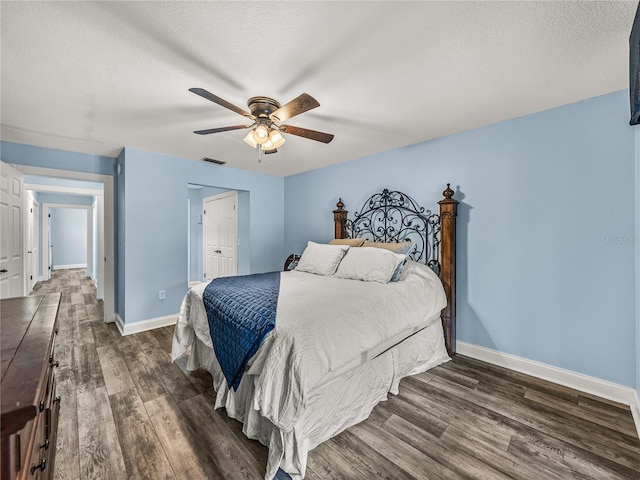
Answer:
[172, 261, 450, 478]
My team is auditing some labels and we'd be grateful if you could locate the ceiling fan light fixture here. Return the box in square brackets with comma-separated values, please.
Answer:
[262, 138, 274, 150]
[269, 129, 286, 148]
[254, 124, 269, 143]
[243, 131, 258, 148]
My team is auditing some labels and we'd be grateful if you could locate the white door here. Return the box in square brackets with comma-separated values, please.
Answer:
[203, 191, 238, 280]
[27, 197, 39, 292]
[0, 161, 25, 298]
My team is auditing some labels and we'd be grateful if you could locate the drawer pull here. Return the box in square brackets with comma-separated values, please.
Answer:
[30, 458, 46, 474]
[40, 439, 50, 450]
[49, 354, 59, 368]
[39, 401, 45, 412]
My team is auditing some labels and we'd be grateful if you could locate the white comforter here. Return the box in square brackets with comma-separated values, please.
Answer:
[172, 261, 447, 432]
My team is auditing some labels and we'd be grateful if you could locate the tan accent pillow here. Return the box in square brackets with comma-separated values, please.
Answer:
[329, 238, 365, 247]
[362, 241, 413, 255]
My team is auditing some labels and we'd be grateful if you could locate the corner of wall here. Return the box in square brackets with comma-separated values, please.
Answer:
[635, 126, 640, 398]
[115, 149, 126, 320]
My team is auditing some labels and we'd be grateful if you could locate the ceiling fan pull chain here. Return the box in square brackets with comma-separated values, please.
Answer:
[258, 144, 266, 164]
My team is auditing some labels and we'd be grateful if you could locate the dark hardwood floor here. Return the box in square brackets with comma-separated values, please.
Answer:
[34, 269, 640, 480]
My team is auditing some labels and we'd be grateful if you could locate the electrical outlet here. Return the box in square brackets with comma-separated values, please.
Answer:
[158, 289, 166, 300]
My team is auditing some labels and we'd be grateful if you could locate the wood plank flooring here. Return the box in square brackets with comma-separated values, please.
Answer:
[33, 269, 640, 480]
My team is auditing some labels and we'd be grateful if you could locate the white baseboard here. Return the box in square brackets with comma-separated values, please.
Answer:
[457, 341, 638, 411]
[115, 313, 177, 336]
[52, 264, 87, 270]
[631, 391, 640, 440]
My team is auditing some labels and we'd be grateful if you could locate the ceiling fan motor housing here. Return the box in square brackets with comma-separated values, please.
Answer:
[247, 97, 281, 120]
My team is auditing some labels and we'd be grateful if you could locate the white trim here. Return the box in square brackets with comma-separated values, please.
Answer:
[457, 341, 638, 407]
[52, 264, 87, 270]
[115, 314, 125, 335]
[16, 165, 112, 183]
[24, 183, 102, 196]
[116, 313, 177, 336]
[631, 391, 640, 439]
[187, 196, 191, 282]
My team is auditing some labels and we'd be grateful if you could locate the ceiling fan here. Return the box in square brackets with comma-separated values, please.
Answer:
[190, 88, 334, 159]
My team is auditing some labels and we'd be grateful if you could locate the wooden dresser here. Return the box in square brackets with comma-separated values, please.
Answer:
[1, 293, 61, 480]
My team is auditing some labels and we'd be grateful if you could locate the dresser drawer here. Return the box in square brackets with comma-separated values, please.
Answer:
[24, 412, 47, 480]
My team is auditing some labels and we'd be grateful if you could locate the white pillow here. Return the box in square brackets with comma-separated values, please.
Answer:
[334, 247, 405, 284]
[295, 241, 349, 276]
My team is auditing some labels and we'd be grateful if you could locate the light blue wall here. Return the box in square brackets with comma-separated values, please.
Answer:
[187, 187, 203, 282]
[285, 90, 636, 389]
[1, 141, 117, 176]
[238, 190, 251, 276]
[50, 207, 87, 268]
[120, 147, 284, 326]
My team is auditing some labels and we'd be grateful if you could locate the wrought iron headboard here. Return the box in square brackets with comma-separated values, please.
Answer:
[338, 189, 442, 275]
[333, 184, 458, 355]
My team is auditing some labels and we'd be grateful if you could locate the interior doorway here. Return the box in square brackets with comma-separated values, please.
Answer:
[18, 165, 115, 323]
[45, 205, 92, 274]
[187, 184, 250, 285]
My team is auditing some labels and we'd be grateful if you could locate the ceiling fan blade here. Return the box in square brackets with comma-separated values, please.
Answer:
[189, 88, 253, 118]
[279, 124, 334, 144]
[194, 124, 252, 135]
[270, 93, 320, 122]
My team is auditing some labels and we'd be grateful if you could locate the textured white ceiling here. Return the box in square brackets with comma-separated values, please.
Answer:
[1, 1, 637, 176]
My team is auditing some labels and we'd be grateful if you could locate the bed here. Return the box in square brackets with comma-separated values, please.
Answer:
[171, 185, 458, 479]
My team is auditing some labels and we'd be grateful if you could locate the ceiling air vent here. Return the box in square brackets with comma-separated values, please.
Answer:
[201, 157, 226, 165]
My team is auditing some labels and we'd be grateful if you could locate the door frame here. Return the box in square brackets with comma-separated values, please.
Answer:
[26, 193, 39, 292]
[17, 165, 115, 323]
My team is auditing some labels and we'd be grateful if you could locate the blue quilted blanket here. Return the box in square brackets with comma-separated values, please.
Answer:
[202, 272, 280, 390]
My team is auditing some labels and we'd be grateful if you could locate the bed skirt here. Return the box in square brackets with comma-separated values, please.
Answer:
[174, 320, 450, 479]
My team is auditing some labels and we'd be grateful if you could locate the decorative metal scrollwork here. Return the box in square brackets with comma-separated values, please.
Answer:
[345, 189, 441, 274]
